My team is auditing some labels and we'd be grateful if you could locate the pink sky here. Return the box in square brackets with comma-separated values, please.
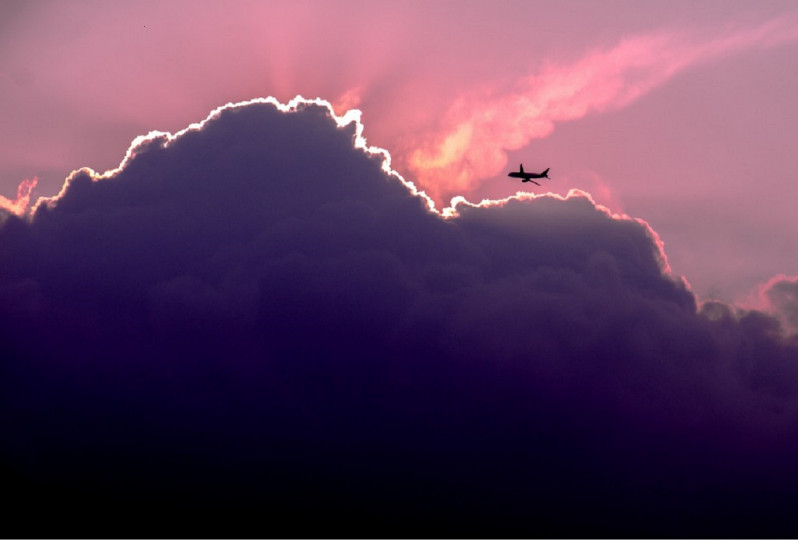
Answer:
[2, 0, 798, 301]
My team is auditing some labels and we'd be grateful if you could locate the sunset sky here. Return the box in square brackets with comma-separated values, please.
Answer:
[3, 0, 797, 300]
[3, 1, 798, 536]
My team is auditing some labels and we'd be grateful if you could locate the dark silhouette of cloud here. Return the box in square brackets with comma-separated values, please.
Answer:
[2, 98, 798, 537]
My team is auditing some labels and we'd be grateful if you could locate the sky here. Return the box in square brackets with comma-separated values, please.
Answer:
[3, 1, 798, 536]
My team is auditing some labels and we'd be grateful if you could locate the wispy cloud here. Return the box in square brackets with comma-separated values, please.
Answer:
[403, 14, 798, 202]
[0, 177, 37, 217]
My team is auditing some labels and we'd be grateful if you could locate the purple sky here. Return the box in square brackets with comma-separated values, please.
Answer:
[2, 0, 798, 302]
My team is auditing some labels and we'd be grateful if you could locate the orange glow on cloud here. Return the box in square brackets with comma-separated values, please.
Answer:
[0, 177, 37, 217]
[332, 86, 363, 116]
[403, 15, 798, 204]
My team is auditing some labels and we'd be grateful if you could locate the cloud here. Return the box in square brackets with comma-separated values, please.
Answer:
[0, 176, 36, 217]
[3, 98, 798, 537]
[332, 85, 364, 116]
[756, 274, 798, 336]
[403, 14, 798, 202]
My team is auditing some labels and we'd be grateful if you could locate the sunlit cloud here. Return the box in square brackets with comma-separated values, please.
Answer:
[403, 14, 798, 203]
[448, 187, 678, 279]
[33, 96, 437, 215]
[0, 177, 37, 217]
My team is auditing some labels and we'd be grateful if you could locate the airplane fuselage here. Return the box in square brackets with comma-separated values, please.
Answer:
[508, 165, 549, 186]
[508, 172, 546, 180]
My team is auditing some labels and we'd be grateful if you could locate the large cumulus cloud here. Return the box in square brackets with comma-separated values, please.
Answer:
[3, 98, 798, 537]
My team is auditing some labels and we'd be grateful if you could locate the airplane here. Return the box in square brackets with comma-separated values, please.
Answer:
[508, 164, 550, 186]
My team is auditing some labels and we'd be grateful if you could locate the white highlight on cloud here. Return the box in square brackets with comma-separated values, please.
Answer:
[404, 13, 798, 202]
[448, 187, 678, 279]
[33, 96, 437, 215]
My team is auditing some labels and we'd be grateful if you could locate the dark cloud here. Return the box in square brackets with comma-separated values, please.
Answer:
[3, 99, 798, 537]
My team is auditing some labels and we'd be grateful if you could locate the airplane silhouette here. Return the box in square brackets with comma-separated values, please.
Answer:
[508, 164, 550, 186]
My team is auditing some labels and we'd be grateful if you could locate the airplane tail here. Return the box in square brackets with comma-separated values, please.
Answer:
[542, 168, 550, 178]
